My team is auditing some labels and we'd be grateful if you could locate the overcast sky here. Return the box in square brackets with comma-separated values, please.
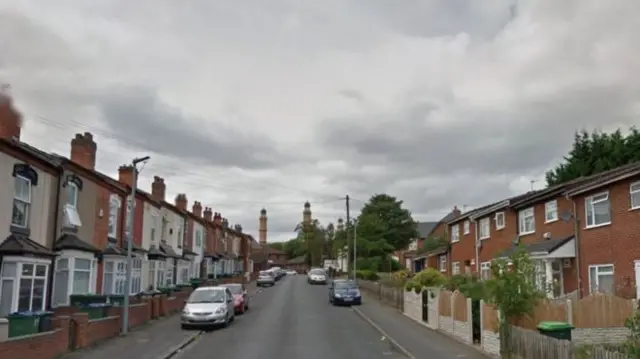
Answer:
[1, 0, 638, 242]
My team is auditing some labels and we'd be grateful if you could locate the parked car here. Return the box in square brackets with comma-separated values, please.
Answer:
[257, 270, 275, 287]
[220, 283, 250, 314]
[307, 268, 327, 285]
[181, 286, 235, 329]
[329, 279, 362, 306]
[286, 270, 297, 275]
[271, 267, 285, 280]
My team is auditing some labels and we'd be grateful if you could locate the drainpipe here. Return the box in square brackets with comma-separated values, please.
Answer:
[46, 168, 63, 311]
[571, 198, 582, 297]
[473, 218, 480, 274]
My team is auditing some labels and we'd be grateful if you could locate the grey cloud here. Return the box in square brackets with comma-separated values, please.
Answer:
[94, 87, 294, 169]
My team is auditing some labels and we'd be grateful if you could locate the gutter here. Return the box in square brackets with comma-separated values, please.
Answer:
[469, 200, 510, 220]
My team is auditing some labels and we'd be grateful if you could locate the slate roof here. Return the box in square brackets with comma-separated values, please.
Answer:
[0, 234, 56, 257]
[498, 235, 574, 258]
[159, 242, 180, 258]
[416, 222, 439, 238]
[54, 233, 101, 253]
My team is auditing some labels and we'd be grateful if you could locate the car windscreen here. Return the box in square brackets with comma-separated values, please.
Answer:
[309, 269, 325, 275]
[187, 289, 226, 303]
[334, 281, 357, 289]
[259, 271, 271, 276]
[224, 285, 243, 294]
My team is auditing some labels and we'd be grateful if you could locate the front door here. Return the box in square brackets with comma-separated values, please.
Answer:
[635, 261, 640, 299]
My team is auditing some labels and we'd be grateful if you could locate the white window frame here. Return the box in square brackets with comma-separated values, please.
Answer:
[438, 255, 447, 272]
[0, 257, 50, 316]
[518, 207, 535, 235]
[52, 250, 97, 307]
[588, 264, 614, 294]
[631, 182, 640, 210]
[480, 261, 491, 281]
[495, 212, 505, 230]
[66, 182, 79, 208]
[452, 262, 460, 275]
[102, 259, 127, 295]
[166, 260, 174, 287]
[12, 175, 32, 228]
[130, 258, 143, 294]
[195, 228, 203, 248]
[545, 200, 558, 223]
[450, 224, 460, 243]
[463, 220, 470, 235]
[479, 218, 490, 240]
[585, 191, 611, 228]
[108, 195, 121, 238]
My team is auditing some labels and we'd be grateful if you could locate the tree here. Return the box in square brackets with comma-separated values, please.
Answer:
[545, 128, 640, 186]
[295, 219, 327, 267]
[268, 242, 285, 252]
[356, 194, 418, 252]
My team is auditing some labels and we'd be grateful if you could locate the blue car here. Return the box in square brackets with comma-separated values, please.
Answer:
[329, 279, 362, 306]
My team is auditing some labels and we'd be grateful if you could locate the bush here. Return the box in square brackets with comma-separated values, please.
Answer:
[355, 270, 379, 281]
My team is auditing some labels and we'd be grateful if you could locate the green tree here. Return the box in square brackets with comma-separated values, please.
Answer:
[356, 194, 418, 252]
[295, 219, 327, 267]
[545, 128, 640, 186]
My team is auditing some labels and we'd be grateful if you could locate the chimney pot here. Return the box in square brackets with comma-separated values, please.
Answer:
[0, 89, 21, 140]
[118, 165, 136, 187]
[151, 176, 166, 202]
[70, 132, 97, 170]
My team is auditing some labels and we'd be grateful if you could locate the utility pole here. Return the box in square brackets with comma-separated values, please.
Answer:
[345, 195, 351, 277]
[122, 156, 150, 334]
[353, 219, 357, 280]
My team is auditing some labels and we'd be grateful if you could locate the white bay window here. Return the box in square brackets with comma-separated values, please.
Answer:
[0, 258, 49, 316]
[103, 257, 143, 295]
[52, 251, 97, 306]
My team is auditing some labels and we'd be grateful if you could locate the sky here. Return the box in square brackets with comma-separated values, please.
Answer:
[1, 0, 638, 243]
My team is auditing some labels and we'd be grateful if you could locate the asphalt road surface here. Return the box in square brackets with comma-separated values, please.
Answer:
[175, 275, 405, 359]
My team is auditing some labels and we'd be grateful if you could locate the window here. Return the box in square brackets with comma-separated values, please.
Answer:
[479, 218, 490, 239]
[131, 258, 142, 294]
[545, 200, 558, 222]
[148, 260, 156, 291]
[585, 192, 611, 227]
[108, 195, 120, 237]
[631, 182, 640, 209]
[518, 207, 535, 235]
[179, 264, 189, 284]
[451, 224, 460, 243]
[12, 176, 31, 227]
[0, 261, 49, 316]
[125, 197, 134, 237]
[463, 220, 470, 235]
[438, 255, 447, 272]
[103, 260, 126, 295]
[452, 262, 460, 275]
[195, 229, 202, 247]
[166, 261, 174, 287]
[66, 182, 79, 207]
[495, 212, 505, 229]
[480, 262, 491, 280]
[589, 264, 614, 294]
[156, 261, 166, 288]
[177, 219, 184, 247]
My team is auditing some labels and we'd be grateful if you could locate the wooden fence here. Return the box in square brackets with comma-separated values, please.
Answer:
[482, 293, 636, 330]
[357, 280, 404, 310]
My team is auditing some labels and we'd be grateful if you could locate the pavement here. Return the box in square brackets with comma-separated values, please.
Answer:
[174, 275, 405, 359]
[353, 293, 490, 359]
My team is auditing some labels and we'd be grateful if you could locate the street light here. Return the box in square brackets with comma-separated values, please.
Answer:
[122, 156, 150, 334]
[352, 219, 357, 280]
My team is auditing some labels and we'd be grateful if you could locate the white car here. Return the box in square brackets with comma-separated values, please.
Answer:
[307, 268, 327, 284]
[181, 286, 235, 329]
[286, 270, 297, 275]
[257, 270, 275, 287]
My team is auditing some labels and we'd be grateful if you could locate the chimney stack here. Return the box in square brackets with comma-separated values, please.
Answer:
[213, 212, 223, 226]
[175, 193, 187, 211]
[234, 224, 242, 233]
[192, 201, 202, 217]
[70, 132, 97, 170]
[151, 176, 166, 202]
[0, 90, 22, 140]
[203, 207, 213, 222]
[259, 208, 267, 244]
[117, 165, 135, 187]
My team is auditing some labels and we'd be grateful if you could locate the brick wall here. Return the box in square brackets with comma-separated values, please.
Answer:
[0, 316, 71, 359]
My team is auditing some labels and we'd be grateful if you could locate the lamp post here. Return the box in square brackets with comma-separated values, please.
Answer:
[122, 156, 150, 334]
[352, 219, 358, 280]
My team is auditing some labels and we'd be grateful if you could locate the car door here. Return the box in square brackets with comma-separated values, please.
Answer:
[226, 289, 234, 313]
[328, 281, 334, 299]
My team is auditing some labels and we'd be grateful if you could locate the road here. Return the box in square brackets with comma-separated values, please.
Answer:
[175, 275, 405, 359]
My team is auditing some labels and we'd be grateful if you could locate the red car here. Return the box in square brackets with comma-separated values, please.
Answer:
[221, 283, 250, 314]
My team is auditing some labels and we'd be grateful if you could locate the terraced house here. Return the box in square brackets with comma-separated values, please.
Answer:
[445, 163, 640, 299]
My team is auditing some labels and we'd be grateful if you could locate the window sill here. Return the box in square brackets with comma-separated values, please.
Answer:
[630, 207, 640, 212]
[585, 222, 611, 230]
[451, 239, 460, 244]
[479, 236, 490, 240]
[463, 232, 470, 236]
[545, 219, 558, 224]
[10, 225, 30, 236]
[519, 231, 535, 237]
[496, 226, 505, 231]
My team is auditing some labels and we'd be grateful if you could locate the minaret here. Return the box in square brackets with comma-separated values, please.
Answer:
[259, 208, 267, 245]
[303, 201, 312, 224]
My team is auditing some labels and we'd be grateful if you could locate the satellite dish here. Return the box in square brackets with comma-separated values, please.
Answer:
[559, 211, 573, 222]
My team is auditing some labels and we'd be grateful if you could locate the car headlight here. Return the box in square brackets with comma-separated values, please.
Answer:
[182, 309, 190, 315]
[335, 293, 342, 298]
[353, 290, 361, 296]
[215, 307, 227, 314]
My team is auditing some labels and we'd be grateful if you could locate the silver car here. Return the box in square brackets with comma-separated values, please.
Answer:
[181, 286, 235, 329]
[307, 268, 327, 284]
[257, 270, 275, 287]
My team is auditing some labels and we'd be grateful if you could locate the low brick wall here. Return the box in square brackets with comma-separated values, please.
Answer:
[0, 316, 71, 359]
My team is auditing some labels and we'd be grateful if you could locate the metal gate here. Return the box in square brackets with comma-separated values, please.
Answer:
[421, 290, 429, 322]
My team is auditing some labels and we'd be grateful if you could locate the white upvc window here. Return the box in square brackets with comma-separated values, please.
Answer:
[452, 262, 460, 275]
[166, 260, 174, 287]
[463, 220, 470, 235]
[451, 224, 460, 243]
[177, 261, 190, 284]
[131, 258, 143, 294]
[66, 182, 79, 207]
[52, 251, 97, 306]
[438, 255, 447, 272]
[177, 219, 184, 248]
[103, 259, 126, 295]
[195, 229, 203, 248]
[518, 207, 535, 235]
[108, 195, 121, 238]
[480, 262, 491, 281]
[495, 212, 505, 229]
[585, 192, 611, 228]
[0, 258, 49, 316]
[63, 182, 82, 228]
[631, 182, 640, 209]
[545, 200, 558, 222]
[589, 264, 614, 294]
[479, 218, 490, 239]
[12, 175, 31, 228]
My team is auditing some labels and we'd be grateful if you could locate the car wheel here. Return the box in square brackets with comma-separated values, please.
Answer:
[181, 324, 190, 330]
[222, 314, 230, 327]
